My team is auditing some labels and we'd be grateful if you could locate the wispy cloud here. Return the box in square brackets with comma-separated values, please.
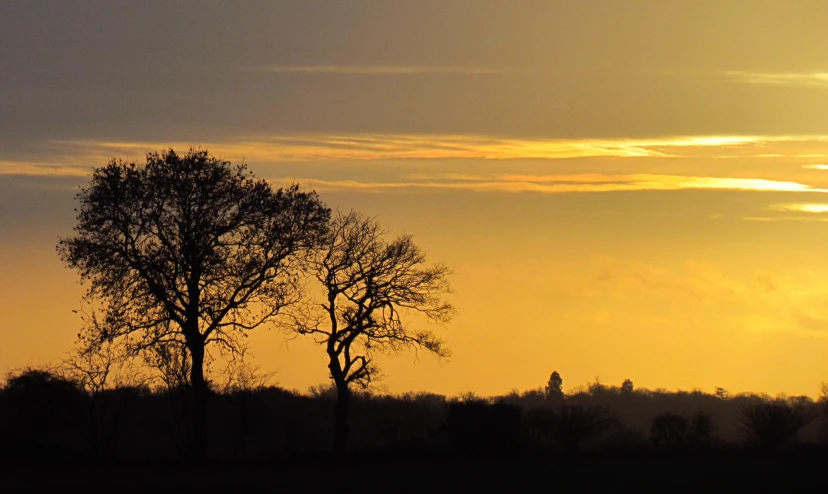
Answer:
[0, 160, 89, 177]
[43, 133, 828, 164]
[257, 65, 502, 75]
[771, 203, 828, 213]
[725, 70, 828, 87]
[590, 256, 828, 336]
[268, 174, 828, 194]
[803, 164, 828, 170]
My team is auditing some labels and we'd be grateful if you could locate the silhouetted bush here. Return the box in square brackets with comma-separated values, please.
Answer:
[553, 405, 617, 453]
[738, 400, 815, 449]
[0, 367, 88, 460]
[651, 411, 715, 450]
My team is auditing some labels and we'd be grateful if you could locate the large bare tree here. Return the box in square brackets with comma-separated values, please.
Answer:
[57, 148, 330, 460]
[290, 210, 454, 453]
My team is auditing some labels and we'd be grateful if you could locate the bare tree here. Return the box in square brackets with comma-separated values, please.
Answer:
[59, 309, 153, 459]
[57, 148, 330, 461]
[288, 210, 454, 453]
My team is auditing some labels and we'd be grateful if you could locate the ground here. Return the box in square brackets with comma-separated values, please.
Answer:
[2, 451, 825, 492]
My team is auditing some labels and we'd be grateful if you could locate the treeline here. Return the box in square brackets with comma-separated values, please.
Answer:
[2, 366, 826, 464]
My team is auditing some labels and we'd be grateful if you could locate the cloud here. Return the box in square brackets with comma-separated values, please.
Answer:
[257, 65, 502, 75]
[803, 164, 828, 170]
[588, 255, 828, 336]
[8, 135, 828, 201]
[793, 311, 828, 333]
[772, 203, 828, 214]
[38, 133, 828, 164]
[269, 174, 825, 194]
[591, 256, 748, 303]
[0, 160, 89, 177]
[725, 71, 828, 87]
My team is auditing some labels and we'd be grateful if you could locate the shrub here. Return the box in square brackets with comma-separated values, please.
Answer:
[651, 411, 715, 450]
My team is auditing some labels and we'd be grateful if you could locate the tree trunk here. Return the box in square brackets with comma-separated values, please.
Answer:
[189, 342, 209, 463]
[333, 380, 351, 455]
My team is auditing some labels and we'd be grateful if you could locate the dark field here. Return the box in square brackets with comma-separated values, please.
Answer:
[3, 451, 826, 493]
[4, 368, 828, 492]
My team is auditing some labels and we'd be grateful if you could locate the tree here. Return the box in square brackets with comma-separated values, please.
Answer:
[545, 371, 563, 403]
[59, 337, 150, 459]
[650, 411, 714, 450]
[738, 399, 815, 449]
[288, 210, 454, 453]
[57, 148, 330, 461]
[621, 379, 634, 394]
[552, 405, 616, 453]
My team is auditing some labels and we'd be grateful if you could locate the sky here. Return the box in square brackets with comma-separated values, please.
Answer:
[4, 1, 828, 398]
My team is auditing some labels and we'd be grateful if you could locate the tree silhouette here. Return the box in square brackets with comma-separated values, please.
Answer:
[545, 371, 563, 403]
[621, 379, 634, 395]
[59, 338, 150, 459]
[57, 148, 329, 461]
[552, 405, 616, 453]
[650, 411, 715, 450]
[288, 210, 454, 453]
[2, 367, 87, 459]
[738, 399, 815, 450]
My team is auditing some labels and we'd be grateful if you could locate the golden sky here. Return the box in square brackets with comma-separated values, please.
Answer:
[3, 1, 828, 397]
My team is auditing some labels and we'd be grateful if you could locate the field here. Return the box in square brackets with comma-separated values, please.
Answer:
[3, 450, 826, 493]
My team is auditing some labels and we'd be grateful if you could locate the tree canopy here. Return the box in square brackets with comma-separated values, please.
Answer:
[289, 210, 454, 451]
[57, 148, 330, 459]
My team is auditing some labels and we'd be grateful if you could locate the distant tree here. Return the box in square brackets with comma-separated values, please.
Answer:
[738, 399, 815, 449]
[288, 210, 454, 453]
[715, 387, 729, 400]
[621, 379, 634, 394]
[650, 411, 715, 450]
[545, 371, 564, 402]
[57, 148, 330, 461]
[820, 382, 828, 442]
[552, 405, 617, 453]
[587, 376, 610, 399]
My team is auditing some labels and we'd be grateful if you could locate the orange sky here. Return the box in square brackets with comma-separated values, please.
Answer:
[3, 1, 828, 397]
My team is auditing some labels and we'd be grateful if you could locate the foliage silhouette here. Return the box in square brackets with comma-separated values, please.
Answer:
[2, 369, 828, 464]
[738, 399, 815, 450]
[545, 371, 564, 403]
[650, 411, 716, 450]
[1, 367, 87, 460]
[287, 210, 454, 453]
[552, 404, 617, 453]
[57, 148, 330, 461]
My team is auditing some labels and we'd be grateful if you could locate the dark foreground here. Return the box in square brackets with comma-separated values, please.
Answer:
[2, 450, 826, 493]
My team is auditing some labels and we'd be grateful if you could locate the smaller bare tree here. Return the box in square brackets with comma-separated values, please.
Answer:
[60, 310, 151, 458]
[288, 210, 454, 453]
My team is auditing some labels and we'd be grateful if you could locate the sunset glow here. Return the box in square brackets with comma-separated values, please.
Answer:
[4, 1, 828, 401]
